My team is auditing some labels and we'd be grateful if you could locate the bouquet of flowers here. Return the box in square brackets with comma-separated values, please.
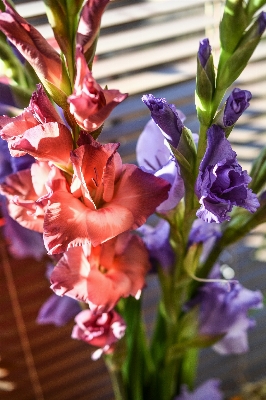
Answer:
[0, 0, 266, 399]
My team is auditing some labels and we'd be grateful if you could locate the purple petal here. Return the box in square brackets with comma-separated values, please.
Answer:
[155, 159, 184, 212]
[188, 265, 263, 355]
[258, 11, 266, 35]
[137, 119, 184, 212]
[198, 38, 212, 68]
[136, 119, 170, 171]
[37, 294, 81, 327]
[175, 379, 223, 400]
[223, 88, 252, 127]
[138, 219, 175, 271]
[195, 125, 259, 223]
[142, 94, 184, 148]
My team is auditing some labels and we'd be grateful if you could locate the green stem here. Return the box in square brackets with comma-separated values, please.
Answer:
[179, 348, 199, 391]
[210, 87, 226, 121]
[105, 357, 128, 400]
[195, 123, 208, 173]
[118, 297, 153, 400]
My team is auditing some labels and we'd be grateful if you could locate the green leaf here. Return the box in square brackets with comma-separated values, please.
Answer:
[177, 127, 197, 167]
[167, 333, 225, 360]
[217, 12, 266, 90]
[170, 144, 191, 174]
[169, 127, 196, 190]
[247, 0, 266, 17]
[249, 147, 266, 193]
[219, 0, 248, 54]
[42, 78, 69, 109]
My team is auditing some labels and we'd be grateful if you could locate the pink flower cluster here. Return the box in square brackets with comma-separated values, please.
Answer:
[0, 0, 171, 356]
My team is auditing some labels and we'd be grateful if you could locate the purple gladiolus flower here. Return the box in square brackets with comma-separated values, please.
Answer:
[175, 379, 223, 400]
[195, 125, 259, 223]
[138, 219, 175, 271]
[142, 94, 185, 148]
[188, 265, 263, 355]
[137, 119, 184, 212]
[198, 38, 212, 68]
[37, 294, 81, 327]
[223, 88, 252, 127]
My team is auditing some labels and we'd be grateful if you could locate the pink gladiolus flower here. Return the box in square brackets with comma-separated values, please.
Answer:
[0, 161, 53, 232]
[0, 1, 64, 89]
[50, 232, 151, 313]
[71, 309, 126, 358]
[68, 47, 127, 132]
[43, 134, 171, 254]
[77, 0, 110, 54]
[0, 85, 73, 166]
[0, 163, 65, 232]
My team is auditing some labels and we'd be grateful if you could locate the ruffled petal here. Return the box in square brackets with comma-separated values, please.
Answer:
[111, 164, 171, 228]
[43, 187, 134, 253]
[9, 122, 73, 165]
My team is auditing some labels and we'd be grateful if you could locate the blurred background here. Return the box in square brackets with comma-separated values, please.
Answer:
[1, 0, 266, 399]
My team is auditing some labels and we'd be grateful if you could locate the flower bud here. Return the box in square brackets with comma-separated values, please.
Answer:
[217, 11, 266, 90]
[196, 38, 215, 124]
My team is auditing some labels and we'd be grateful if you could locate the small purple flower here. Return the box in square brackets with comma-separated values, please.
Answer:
[137, 119, 184, 212]
[138, 219, 175, 271]
[198, 38, 212, 68]
[37, 294, 81, 327]
[188, 219, 221, 262]
[223, 88, 252, 127]
[189, 265, 263, 355]
[142, 94, 185, 148]
[175, 379, 223, 400]
[195, 125, 259, 223]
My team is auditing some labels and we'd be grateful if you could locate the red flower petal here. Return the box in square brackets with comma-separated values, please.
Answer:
[10, 122, 73, 165]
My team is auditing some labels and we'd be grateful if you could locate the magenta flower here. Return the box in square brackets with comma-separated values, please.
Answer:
[43, 134, 170, 254]
[195, 125, 259, 223]
[0, 1, 64, 89]
[50, 231, 150, 313]
[68, 47, 127, 132]
[72, 309, 126, 358]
